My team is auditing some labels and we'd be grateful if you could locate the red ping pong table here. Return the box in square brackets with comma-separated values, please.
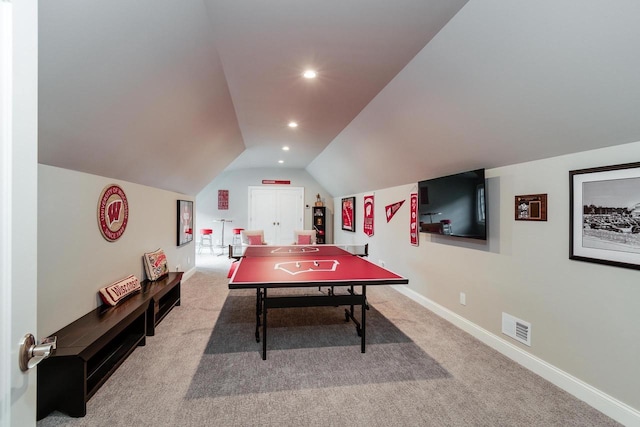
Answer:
[228, 245, 409, 360]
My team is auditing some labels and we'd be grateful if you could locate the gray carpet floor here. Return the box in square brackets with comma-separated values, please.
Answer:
[38, 256, 620, 426]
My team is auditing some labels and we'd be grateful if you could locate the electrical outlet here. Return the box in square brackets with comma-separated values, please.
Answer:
[459, 292, 466, 305]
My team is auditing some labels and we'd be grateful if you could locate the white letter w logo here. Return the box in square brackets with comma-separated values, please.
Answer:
[106, 200, 122, 227]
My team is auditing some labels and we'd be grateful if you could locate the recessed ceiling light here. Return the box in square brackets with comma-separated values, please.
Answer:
[303, 70, 317, 79]
[282, 146, 290, 151]
[288, 121, 298, 128]
[278, 160, 284, 164]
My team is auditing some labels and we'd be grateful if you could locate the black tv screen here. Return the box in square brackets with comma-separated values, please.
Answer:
[418, 169, 486, 240]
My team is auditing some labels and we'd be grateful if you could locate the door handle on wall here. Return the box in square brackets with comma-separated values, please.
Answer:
[18, 333, 57, 371]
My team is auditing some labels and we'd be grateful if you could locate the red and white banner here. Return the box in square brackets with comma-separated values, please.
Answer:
[363, 195, 374, 237]
[262, 180, 291, 185]
[410, 192, 419, 246]
[385, 199, 405, 223]
[218, 189, 229, 210]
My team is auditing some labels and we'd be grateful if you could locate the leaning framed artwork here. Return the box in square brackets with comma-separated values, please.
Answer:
[177, 200, 194, 247]
[570, 161, 640, 270]
[341, 196, 355, 232]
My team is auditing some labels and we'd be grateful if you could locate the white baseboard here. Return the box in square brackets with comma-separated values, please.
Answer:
[391, 285, 640, 427]
[182, 266, 197, 282]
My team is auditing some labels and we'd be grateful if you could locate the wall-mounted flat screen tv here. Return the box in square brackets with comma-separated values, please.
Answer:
[418, 169, 486, 240]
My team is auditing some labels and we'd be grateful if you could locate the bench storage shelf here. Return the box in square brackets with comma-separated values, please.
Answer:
[144, 273, 182, 336]
[37, 272, 182, 419]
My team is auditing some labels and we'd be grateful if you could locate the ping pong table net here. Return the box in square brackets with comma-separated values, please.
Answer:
[240, 244, 368, 258]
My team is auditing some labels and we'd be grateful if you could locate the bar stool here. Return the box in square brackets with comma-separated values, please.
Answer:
[232, 228, 244, 245]
[199, 229, 214, 254]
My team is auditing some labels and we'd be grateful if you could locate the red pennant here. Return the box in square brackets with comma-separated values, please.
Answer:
[385, 199, 405, 223]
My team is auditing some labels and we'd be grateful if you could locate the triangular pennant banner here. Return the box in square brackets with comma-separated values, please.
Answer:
[385, 199, 405, 223]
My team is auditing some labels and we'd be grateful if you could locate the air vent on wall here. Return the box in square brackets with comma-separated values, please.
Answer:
[502, 312, 531, 346]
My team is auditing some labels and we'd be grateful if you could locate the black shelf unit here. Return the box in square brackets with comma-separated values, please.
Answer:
[37, 302, 147, 419]
[37, 272, 182, 419]
[142, 273, 181, 336]
[85, 318, 146, 395]
[313, 206, 326, 244]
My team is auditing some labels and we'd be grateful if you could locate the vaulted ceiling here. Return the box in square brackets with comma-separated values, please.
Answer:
[38, 1, 640, 197]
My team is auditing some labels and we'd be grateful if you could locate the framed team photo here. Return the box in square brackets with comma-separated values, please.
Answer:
[177, 200, 194, 246]
[341, 196, 355, 232]
[570, 161, 640, 270]
[515, 194, 547, 221]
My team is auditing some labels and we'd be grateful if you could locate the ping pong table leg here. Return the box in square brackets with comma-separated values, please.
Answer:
[262, 287, 267, 360]
[349, 285, 354, 318]
[361, 285, 366, 353]
[255, 289, 262, 343]
[344, 285, 365, 339]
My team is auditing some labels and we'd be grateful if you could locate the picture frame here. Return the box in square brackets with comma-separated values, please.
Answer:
[341, 196, 356, 232]
[515, 194, 547, 221]
[218, 189, 229, 210]
[570, 161, 640, 270]
[177, 200, 194, 246]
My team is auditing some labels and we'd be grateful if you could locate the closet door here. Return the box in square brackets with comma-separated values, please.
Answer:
[248, 186, 304, 245]
[249, 187, 278, 243]
[276, 188, 304, 244]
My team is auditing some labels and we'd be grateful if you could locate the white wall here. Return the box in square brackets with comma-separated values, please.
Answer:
[196, 168, 334, 246]
[38, 165, 195, 335]
[333, 141, 640, 419]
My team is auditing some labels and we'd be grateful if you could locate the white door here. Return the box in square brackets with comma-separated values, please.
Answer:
[248, 187, 304, 245]
[1, 2, 38, 426]
[248, 188, 278, 243]
[275, 188, 304, 244]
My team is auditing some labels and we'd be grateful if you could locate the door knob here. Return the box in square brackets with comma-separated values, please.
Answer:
[18, 333, 56, 371]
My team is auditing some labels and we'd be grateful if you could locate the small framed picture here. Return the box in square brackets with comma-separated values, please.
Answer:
[341, 196, 355, 232]
[570, 161, 640, 270]
[515, 194, 547, 221]
[177, 200, 194, 246]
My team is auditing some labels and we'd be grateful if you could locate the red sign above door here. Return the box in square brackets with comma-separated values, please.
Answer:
[262, 180, 291, 185]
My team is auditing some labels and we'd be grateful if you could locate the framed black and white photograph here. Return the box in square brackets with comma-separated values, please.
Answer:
[177, 200, 194, 246]
[570, 161, 640, 270]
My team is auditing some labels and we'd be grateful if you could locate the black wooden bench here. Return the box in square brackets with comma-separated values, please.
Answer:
[37, 272, 182, 419]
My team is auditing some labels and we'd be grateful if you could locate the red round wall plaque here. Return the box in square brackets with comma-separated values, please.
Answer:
[97, 184, 129, 242]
